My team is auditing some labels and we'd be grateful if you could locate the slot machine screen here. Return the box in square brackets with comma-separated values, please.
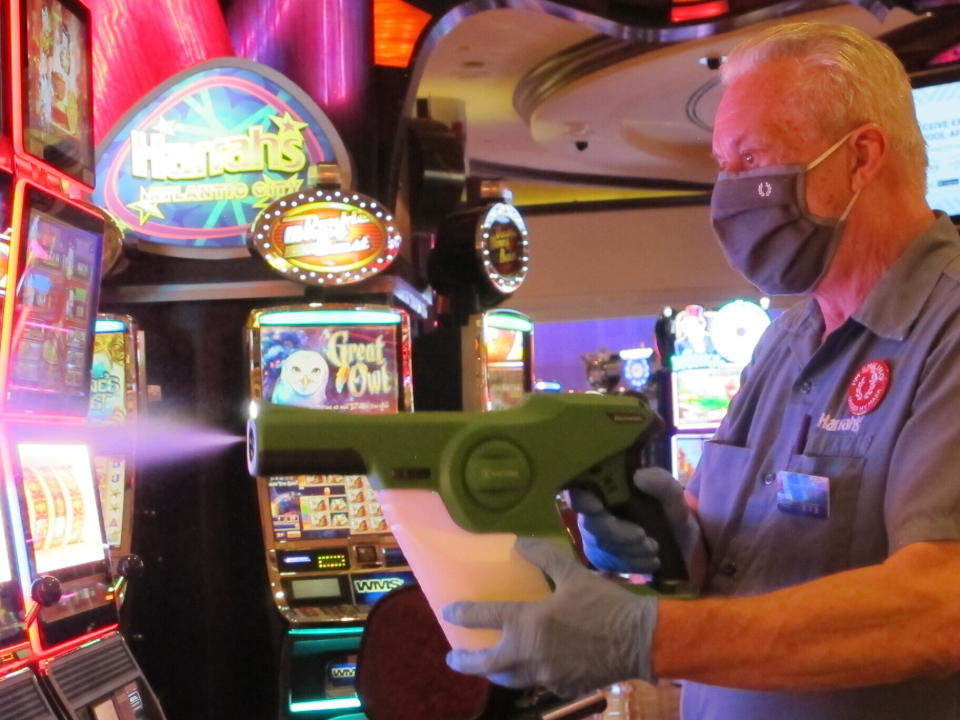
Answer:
[912, 63, 960, 221]
[671, 434, 712, 488]
[259, 323, 401, 414]
[268, 475, 388, 542]
[21, 0, 94, 186]
[483, 325, 528, 411]
[8, 188, 102, 414]
[17, 443, 105, 574]
[481, 311, 532, 411]
[670, 365, 742, 430]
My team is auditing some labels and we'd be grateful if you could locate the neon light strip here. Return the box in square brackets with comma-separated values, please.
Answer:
[94, 319, 127, 333]
[485, 314, 533, 333]
[288, 627, 364, 637]
[260, 310, 401, 326]
[289, 697, 362, 713]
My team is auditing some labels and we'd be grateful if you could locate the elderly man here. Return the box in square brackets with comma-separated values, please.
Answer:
[443, 21, 960, 719]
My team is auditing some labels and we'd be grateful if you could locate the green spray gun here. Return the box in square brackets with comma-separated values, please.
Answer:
[247, 392, 687, 646]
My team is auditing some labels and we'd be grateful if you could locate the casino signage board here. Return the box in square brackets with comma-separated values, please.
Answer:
[476, 202, 529, 295]
[92, 58, 352, 255]
[249, 188, 402, 286]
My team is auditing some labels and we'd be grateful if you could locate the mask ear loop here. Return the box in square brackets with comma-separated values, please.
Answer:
[806, 129, 862, 221]
[805, 129, 856, 171]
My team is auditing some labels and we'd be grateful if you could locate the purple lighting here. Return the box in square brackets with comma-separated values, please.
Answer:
[227, 0, 371, 116]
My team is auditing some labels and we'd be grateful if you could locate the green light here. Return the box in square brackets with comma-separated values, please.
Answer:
[486, 313, 533, 333]
[260, 310, 401, 326]
[288, 627, 364, 637]
[289, 697, 362, 713]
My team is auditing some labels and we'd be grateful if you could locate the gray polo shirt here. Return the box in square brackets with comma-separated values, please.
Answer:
[684, 214, 960, 719]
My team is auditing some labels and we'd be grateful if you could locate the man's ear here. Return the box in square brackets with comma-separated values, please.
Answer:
[849, 123, 887, 191]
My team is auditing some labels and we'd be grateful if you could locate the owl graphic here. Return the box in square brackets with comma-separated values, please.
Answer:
[271, 349, 330, 408]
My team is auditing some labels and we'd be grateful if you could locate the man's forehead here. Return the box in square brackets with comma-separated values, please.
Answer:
[712, 68, 812, 151]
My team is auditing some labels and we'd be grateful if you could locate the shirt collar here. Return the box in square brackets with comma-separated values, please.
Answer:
[853, 213, 960, 340]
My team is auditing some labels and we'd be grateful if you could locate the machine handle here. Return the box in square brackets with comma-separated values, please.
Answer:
[608, 479, 688, 594]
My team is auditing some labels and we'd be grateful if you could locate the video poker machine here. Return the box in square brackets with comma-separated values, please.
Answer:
[0, 179, 165, 719]
[247, 304, 416, 719]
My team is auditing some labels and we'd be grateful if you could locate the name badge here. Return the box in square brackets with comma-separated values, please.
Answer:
[776, 471, 830, 519]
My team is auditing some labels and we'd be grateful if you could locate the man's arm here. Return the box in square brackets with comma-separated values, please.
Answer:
[654, 539, 960, 690]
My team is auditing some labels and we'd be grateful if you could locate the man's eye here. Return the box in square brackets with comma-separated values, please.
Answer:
[743, 153, 756, 166]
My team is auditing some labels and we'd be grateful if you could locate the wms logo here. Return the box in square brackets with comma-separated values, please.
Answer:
[330, 665, 356, 680]
[353, 577, 406, 595]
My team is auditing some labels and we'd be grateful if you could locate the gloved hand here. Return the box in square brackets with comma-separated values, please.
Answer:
[443, 536, 658, 699]
[569, 467, 704, 587]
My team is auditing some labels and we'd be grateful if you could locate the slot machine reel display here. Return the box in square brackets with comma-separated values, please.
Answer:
[248, 305, 416, 718]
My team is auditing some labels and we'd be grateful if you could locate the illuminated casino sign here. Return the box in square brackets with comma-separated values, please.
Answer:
[92, 58, 352, 254]
[477, 203, 529, 294]
[249, 188, 402, 286]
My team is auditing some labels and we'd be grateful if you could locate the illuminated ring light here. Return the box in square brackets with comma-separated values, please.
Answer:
[249, 189, 402, 287]
[710, 299, 771, 365]
[475, 202, 530, 295]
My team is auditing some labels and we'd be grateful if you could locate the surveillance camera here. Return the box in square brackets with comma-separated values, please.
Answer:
[575, 140, 589, 152]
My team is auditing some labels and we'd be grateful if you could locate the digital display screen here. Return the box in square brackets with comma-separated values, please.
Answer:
[483, 326, 527, 411]
[88, 681, 155, 720]
[269, 475, 388, 542]
[88, 328, 130, 423]
[9, 192, 102, 413]
[671, 365, 742, 430]
[18, 443, 105, 573]
[23, 0, 94, 185]
[913, 73, 960, 219]
[260, 324, 400, 414]
[672, 434, 712, 488]
[291, 577, 342, 601]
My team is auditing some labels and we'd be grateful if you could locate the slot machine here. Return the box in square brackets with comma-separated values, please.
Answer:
[248, 305, 416, 719]
[246, 179, 425, 718]
[87, 313, 146, 608]
[661, 299, 770, 486]
[415, 181, 535, 412]
[0, 179, 166, 720]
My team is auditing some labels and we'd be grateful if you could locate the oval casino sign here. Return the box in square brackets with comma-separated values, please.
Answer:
[92, 58, 353, 255]
[250, 188, 402, 286]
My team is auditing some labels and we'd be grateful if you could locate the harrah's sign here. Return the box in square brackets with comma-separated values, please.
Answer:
[92, 59, 352, 252]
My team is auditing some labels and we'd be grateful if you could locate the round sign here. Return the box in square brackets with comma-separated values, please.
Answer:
[847, 359, 891, 416]
[475, 203, 529, 294]
[249, 189, 402, 286]
[710, 299, 771, 365]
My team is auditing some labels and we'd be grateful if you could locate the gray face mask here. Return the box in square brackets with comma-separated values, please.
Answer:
[710, 131, 860, 295]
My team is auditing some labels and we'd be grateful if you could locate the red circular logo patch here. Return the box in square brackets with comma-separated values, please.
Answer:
[847, 360, 891, 416]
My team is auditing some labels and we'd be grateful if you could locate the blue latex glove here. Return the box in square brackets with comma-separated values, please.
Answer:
[443, 536, 658, 699]
[569, 467, 702, 582]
